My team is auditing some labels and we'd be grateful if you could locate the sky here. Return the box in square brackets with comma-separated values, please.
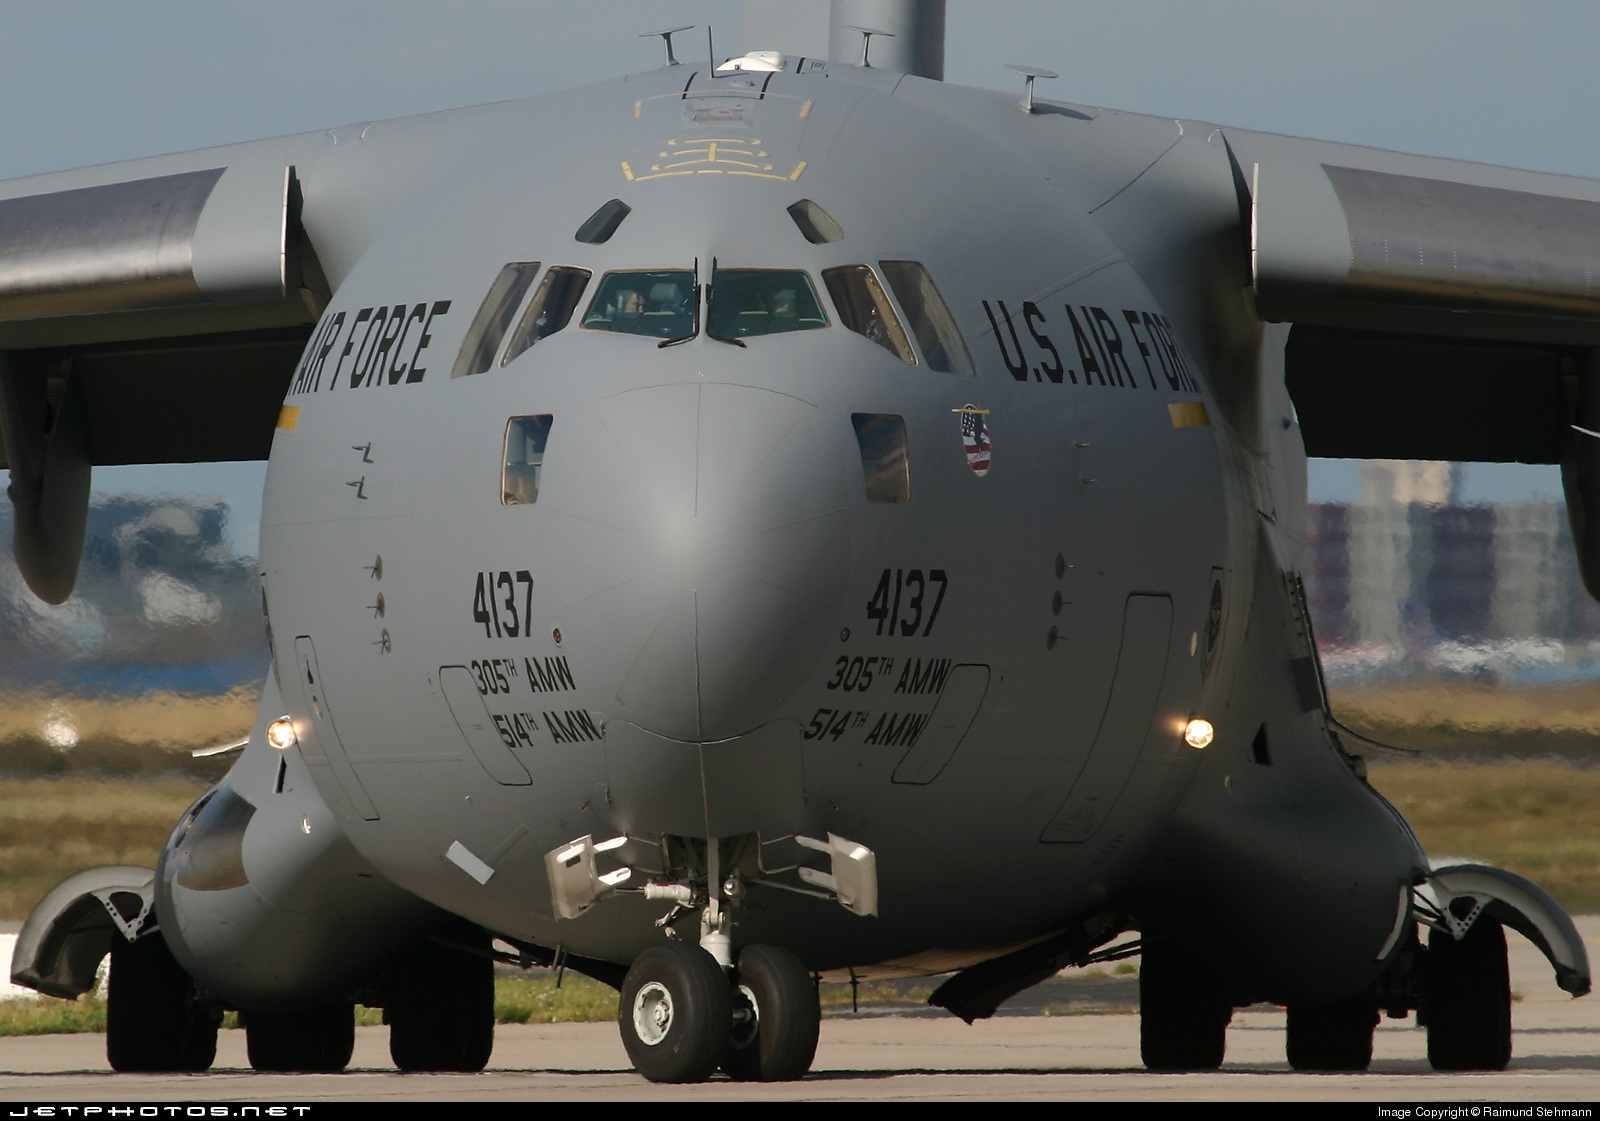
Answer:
[3, 0, 1590, 537]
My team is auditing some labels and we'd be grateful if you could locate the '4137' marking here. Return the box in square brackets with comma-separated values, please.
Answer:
[867, 568, 947, 637]
[472, 570, 533, 638]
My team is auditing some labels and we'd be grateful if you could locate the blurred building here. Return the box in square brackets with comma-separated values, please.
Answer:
[1304, 495, 1600, 684]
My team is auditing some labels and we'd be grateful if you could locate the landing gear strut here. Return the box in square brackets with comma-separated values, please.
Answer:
[106, 931, 217, 1073]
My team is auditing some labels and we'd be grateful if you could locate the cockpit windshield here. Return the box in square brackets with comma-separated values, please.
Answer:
[582, 270, 696, 338]
[708, 268, 827, 338]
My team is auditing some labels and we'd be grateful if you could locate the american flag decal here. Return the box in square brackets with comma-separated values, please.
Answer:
[957, 404, 991, 477]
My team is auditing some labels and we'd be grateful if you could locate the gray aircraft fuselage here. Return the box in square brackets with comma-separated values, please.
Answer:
[153, 58, 1420, 1013]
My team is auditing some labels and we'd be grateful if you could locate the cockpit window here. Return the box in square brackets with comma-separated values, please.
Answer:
[575, 199, 631, 244]
[787, 199, 844, 244]
[852, 413, 910, 503]
[502, 415, 552, 505]
[501, 266, 591, 365]
[880, 261, 974, 376]
[451, 262, 540, 378]
[583, 270, 696, 338]
[708, 268, 827, 338]
[822, 265, 915, 365]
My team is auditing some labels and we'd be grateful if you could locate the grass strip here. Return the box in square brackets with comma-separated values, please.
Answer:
[0, 973, 621, 1037]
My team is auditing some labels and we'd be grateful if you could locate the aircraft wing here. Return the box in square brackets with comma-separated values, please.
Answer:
[0, 110, 476, 601]
[0, 136, 331, 475]
[1222, 127, 1600, 467]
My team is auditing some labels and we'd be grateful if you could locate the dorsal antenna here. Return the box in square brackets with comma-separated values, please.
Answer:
[840, 24, 895, 68]
[641, 25, 693, 67]
[1005, 63, 1059, 113]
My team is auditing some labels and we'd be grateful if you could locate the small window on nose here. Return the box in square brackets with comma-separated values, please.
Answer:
[851, 413, 910, 503]
[502, 415, 553, 505]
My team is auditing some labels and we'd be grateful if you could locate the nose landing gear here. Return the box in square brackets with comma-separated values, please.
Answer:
[618, 940, 821, 1084]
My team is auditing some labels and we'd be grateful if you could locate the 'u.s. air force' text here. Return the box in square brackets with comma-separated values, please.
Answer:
[983, 299, 1199, 392]
[288, 300, 453, 395]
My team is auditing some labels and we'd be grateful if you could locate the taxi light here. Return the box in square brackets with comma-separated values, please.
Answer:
[1184, 718, 1214, 750]
[266, 717, 297, 751]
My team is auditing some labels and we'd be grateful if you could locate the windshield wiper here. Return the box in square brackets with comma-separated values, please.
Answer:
[658, 257, 702, 348]
[704, 256, 747, 348]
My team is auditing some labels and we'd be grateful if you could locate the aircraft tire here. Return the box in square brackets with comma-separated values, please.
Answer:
[1285, 994, 1378, 1071]
[1426, 917, 1512, 1071]
[106, 933, 217, 1073]
[619, 942, 731, 1083]
[387, 929, 496, 1072]
[722, 944, 819, 1081]
[1138, 942, 1230, 1072]
[245, 1004, 355, 1072]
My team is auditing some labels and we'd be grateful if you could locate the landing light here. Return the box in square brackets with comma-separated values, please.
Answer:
[1184, 718, 1214, 750]
[266, 717, 297, 750]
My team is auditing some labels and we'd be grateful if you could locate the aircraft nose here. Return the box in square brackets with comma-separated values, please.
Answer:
[551, 384, 851, 741]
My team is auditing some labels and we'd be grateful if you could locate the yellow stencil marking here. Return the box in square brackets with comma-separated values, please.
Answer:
[277, 405, 300, 431]
[633, 100, 642, 119]
[626, 137, 802, 182]
[799, 99, 813, 118]
[1168, 401, 1210, 429]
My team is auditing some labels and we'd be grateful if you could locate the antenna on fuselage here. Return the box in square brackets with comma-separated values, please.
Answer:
[1005, 63, 1059, 113]
[642, 25, 693, 67]
[840, 24, 894, 68]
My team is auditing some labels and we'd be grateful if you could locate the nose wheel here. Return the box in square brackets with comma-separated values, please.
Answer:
[723, 943, 820, 1081]
[619, 942, 820, 1083]
[620, 943, 732, 1082]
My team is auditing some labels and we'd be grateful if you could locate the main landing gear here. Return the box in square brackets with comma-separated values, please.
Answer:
[1425, 916, 1511, 1071]
[619, 941, 819, 1083]
[106, 931, 218, 1073]
[385, 927, 497, 1072]
[1137, 940, 1232, 1072]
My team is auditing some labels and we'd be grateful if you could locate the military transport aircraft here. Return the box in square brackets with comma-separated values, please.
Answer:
[5, 0, 1594, 1082]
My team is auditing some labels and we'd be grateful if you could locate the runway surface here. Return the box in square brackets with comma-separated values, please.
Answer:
[4, 923, 1598, 1101]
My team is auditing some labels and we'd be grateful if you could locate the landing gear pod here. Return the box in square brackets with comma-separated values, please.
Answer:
[1422, 863, 1591, 998]
[10, 865, 154, 999]
[1414, 863, 1591, 1072]
[9, 866, 219, 1072]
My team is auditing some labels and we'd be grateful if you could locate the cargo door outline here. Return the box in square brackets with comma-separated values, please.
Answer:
[440, 665, 533, 786]
[891, 664, 990, 785]
[293, 636, 379, 821]
[1040, 594, 1172, 843]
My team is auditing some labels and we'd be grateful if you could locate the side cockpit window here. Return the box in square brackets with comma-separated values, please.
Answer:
[851, 413, 910, 503]
[709, 268, 827, 338]
[583, 270, 696, 338]
[822, 265, 915, 365]
[880, 261, 973, 376]
[451, 262, 540, 378]
[502, 415, 553, 505]
[501, 266, 591, 365]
